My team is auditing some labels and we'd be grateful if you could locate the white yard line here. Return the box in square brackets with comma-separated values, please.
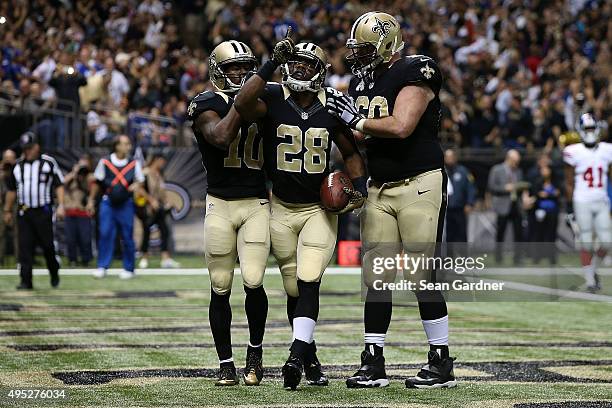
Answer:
[0, 267, 609, 276]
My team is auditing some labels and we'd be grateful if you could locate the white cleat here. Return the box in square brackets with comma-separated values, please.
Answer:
[161, 258, 181, 268]
[119, 270, 135, 280]
[138, 258, 149, 269]
[92, 268, 107, 279]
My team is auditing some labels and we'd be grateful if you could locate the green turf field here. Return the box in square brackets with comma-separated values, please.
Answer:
[0, 267, 611, 407]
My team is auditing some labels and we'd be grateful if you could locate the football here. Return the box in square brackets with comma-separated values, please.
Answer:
[320, 171, 353, 211]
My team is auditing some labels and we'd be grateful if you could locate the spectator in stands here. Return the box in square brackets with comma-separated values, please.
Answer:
[88, 135, 144, 279]
[488, 149, 527, 265]
[528, 165, 560, 265]
[63, 154, 95, 266]
[138, 154, 180, 269]
[48, 53, 87, 147]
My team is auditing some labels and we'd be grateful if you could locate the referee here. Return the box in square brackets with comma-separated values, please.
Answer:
[3, 133, 65, 290]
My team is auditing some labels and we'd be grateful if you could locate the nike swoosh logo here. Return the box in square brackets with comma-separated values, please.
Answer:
[260, 201, 269, 205]
[417, 189, 431, 195]
[419, 58, 429, 62]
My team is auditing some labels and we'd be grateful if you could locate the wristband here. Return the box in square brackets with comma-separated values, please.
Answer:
[257, 60, 279, 82]
[351, 176, 368, 197]
[355, 118, 366, 132]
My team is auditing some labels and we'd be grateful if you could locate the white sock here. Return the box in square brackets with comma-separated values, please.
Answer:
[591, 252, 605, 272]
[364, 333, 386, 348]
[422, 315, 449, 345]
[293, 317, 315, 343]
[583, 264, 596, 286]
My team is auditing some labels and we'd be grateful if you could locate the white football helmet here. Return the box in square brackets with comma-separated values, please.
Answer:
[577, 113, 601, 147]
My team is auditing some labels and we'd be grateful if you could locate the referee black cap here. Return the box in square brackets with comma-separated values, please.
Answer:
[20, 131, 39, 148]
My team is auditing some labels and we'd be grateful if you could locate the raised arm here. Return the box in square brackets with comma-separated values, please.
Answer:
[195, 107, 243, 150]
[234, 31, 296, 122]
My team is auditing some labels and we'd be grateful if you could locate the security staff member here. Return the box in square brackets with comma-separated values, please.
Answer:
[3, 133, 65, 290]
[444, 148, 476, 243]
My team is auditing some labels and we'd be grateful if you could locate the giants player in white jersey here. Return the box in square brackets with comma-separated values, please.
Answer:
[563, 113, 612, 292]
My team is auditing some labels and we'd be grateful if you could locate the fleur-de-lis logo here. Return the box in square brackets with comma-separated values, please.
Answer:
[420, 63, 435, 79]
[372, 17, 392, 38]
[188, 100, 196, 117]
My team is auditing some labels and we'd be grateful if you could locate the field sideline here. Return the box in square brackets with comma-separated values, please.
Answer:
[0, 265, 611, 407]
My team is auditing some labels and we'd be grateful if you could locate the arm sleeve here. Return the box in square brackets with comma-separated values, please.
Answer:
[399, 57, 443, 95]
[134, 161, 145, 183]
[6, 168, 17, 191]
[52, 162, 65, 186]
[93, 160, 106, 181]
[562, 147, 576, 167]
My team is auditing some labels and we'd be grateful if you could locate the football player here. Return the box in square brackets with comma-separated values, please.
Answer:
[563, 113, 612, 292]
[234, 38, 367, 390]
[187, 40, 269, 386]
[326, 12, 456, 389]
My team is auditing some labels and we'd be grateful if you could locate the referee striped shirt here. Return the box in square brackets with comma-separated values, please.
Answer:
[7, 154, 65, 208]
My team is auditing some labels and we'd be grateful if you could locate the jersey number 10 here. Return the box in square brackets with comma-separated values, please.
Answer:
[224, 123, 263, 169]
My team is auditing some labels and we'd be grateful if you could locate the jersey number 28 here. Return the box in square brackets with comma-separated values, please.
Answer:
[276, 125, 329, 174]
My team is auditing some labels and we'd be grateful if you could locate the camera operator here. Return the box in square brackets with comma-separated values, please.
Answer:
[63, 154, 95, 266]
[48, 53, 87, 148]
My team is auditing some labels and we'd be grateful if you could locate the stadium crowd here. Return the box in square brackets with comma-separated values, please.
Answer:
[0, 0, 609, 150]
[0, 1, 610, 268]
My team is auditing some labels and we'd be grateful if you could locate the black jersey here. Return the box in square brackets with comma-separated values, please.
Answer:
[188, 91, 267, 199]
[260, 83, 347, 204]
[348, 55, 444, 182]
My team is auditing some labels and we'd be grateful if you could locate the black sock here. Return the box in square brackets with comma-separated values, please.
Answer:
[209, 289, 232, 362]
[430, 344, 449, 359]
[416, 290, 448, 320]
[286, 295, 298, 327]
[364, 288, 392, 334]
[294, 280, 320, 321]
[220, 360, 235, 369]
[290, 338, 310, 359]
[247, 344, 262, 358]
[244, 285, 268, 346]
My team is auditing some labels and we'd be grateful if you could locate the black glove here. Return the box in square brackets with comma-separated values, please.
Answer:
[270, 28, 295, 65]
[326, 88, 365, 131]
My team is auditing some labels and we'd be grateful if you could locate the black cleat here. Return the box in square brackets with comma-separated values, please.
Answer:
[405, 350, 457, 389]
[215, 363, 239, 386]
[304, 341, 328, 386]
[346, 347, 389, 388]
[282, 354, 303, 390]
[50, 274, 60, 288]
[16, 282, 33, 290]
[243, 347, 263, 386]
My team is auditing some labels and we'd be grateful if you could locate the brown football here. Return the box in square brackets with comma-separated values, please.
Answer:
[320, 171, 353, 211]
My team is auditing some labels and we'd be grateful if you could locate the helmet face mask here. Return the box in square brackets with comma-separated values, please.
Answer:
[209, 41, 257, 93]
[346, 42, 381, 79]
[346, 11, 404, 82]
[281, 43, 328, 93]
[218, 61, 257, 91]
[577, 113, 601, 147]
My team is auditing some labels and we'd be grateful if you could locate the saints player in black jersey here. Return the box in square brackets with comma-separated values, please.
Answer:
[187, 40, 270, 387]
[327, 12, 457, 389]
[234, 37, 367, 390]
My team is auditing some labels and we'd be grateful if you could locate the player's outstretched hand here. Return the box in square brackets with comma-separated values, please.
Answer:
[332, 187, 365, 214]
[271, 27, 295, 65]
[326, 88, 365, 130]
